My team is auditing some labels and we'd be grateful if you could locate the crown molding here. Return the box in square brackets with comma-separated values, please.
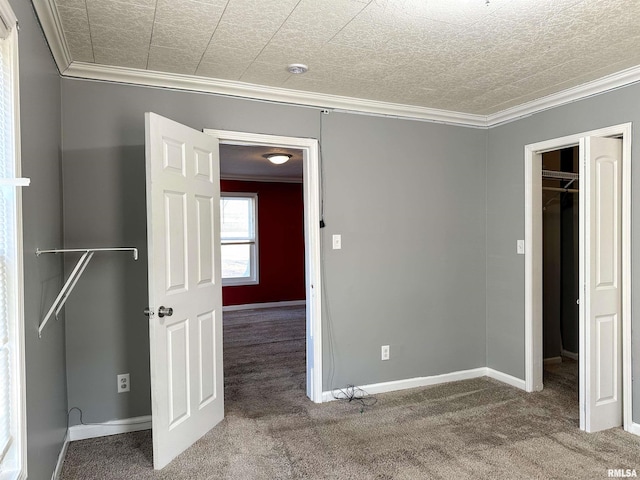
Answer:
[63, 61, 488, 127]
[486, 64, 640, 127]
[61, 60, 640, 130]
[31, 0, 72, 73]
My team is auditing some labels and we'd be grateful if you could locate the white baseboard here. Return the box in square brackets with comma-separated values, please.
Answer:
[322, 367, 489, 402]
[544, 356, 563, 365]
[627, 422, 640, 436]
[51, 430, 70, 480]
[68, 415, 152, 442]
[485, 368, 527, 390]
[320, 367, 528, 402]
[561, 349, 578, 360]
[223, 300, 305, 312]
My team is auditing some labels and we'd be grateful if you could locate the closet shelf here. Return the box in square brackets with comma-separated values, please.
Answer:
[35, 247, 139, 338]
[542, 169, 579, 181]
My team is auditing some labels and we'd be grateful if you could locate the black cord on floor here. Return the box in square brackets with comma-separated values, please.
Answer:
[331, 385, 378, 413]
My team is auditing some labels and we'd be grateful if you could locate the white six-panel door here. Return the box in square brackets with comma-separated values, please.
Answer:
[583, 136, 622, 432]
[145, 112, 223, 469]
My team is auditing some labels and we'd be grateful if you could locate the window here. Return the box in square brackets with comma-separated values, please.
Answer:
[0, 2, 26, 479]
[220, 193, 258, 286]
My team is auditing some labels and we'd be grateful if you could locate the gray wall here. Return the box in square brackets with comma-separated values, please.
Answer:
[543, 202, 562, 359]
[486, 81, 640, 423]
[13, 1, 67, 478]
[60, 79, 488, 422]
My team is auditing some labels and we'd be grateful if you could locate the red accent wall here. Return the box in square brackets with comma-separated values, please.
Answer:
[221, 180, 305, 306]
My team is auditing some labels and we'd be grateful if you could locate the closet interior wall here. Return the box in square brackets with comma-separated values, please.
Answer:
[542, 147, 580, 362]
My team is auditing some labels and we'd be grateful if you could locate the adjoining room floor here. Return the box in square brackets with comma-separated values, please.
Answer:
[61, 308, 639, 479]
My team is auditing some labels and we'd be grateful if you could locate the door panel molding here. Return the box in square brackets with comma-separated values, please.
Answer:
[146, 112, 224, 470]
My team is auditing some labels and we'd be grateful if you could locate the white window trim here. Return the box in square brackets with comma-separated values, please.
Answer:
[221, 192, 259, 287]
[0, 1, 26, 479]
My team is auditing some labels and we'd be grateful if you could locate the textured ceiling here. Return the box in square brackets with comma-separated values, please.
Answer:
[220, 145, 302, 181]
[52, 0, 640, 115]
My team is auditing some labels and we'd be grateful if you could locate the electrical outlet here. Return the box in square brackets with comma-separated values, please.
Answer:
[381, 345, 390, 361]
[117, 373, 130, 393]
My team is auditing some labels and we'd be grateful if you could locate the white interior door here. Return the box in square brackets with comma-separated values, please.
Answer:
[582, 136, 622, 432]
[145, 112, 223, 469]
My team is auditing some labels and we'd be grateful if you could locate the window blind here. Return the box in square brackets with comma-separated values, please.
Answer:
[0, 26, 16, 466]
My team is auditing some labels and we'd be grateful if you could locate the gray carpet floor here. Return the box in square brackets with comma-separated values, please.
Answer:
[60, 306, 640, 479]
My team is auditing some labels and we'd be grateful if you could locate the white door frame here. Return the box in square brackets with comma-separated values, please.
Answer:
[524, 123, 632, 432]
[203, 129, 323, 403]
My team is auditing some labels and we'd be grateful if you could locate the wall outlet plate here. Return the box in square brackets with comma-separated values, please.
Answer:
[117, 373, 130, 393]
[381, 345, 390, 361]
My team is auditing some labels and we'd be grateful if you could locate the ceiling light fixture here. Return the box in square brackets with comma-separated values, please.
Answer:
[264, 153, 292, 165]
[287, 63, 308, 74]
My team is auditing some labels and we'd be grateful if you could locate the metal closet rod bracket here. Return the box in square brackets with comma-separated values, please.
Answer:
[35, 247, 139, 338]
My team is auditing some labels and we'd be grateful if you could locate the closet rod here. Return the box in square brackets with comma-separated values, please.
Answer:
[543, 186, 579, 194]
[36, 247, 139, 337]
[36, 247, 138, 260]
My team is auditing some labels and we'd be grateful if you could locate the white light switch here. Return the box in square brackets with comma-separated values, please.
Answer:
[517, 240, 525, 255]
[332, 234, 342, 250]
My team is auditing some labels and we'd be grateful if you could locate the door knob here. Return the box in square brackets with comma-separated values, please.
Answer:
[158, 306, 173, 318]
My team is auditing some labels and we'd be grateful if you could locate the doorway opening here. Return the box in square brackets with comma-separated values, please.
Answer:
[218, 144, 308, 414]
[541, 146, 579, 402]
[524, 123, 632, 433]
[204, 129, 323, 404]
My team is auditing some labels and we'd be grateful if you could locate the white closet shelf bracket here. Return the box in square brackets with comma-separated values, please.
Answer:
[36, 247, 139, 338]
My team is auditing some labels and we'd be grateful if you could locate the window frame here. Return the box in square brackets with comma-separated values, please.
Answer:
[220, 192, 259, 287]
[0, 1, 26, 479]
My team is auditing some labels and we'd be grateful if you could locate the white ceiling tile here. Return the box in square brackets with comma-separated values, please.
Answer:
[328, 5, 397, 51]
[147, 45, 203, 75]
[488, 0, 584, 25]
[384, 0, 496, 26]
[278, 0, 367, 40]
[91, 24, 151, 52]
[64, 31, 95, 63]
[240, 62, 292, 86]
[223, 0, 300, 20]
[262, 27, 328, 54]
[207, 24, 272, 54]
[56, 5, 90, 35]
[108, 0, 157, 6]
[196, 60, 250, 80]
[312, 42, 380, 67]
[93, 46, 148, 69]
[154, 0, 226, 31]
[200, 45, 257, 66]
[55, 5, 93, 61]
[86, 0, 155, 34]
[54, 0, 87, 9]
[151, 23, 213, 52]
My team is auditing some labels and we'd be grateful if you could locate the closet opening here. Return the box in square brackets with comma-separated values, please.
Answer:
[525, 123, 631, 433]
[542, 146, 579, 398]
